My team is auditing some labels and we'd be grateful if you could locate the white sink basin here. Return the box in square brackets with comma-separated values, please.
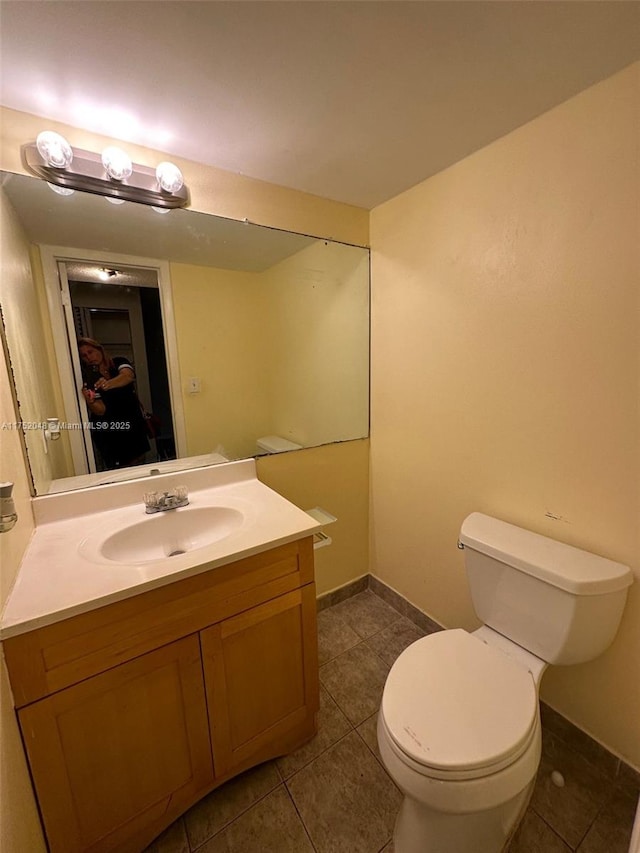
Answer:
[92, 506, 244, 565]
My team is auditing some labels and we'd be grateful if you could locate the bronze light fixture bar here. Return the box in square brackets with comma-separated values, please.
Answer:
[22, 137, 190, 209]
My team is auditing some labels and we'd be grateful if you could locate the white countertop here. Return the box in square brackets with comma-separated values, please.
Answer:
[1, 459, 320, 639]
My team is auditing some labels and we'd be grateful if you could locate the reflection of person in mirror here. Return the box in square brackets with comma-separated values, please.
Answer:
[78, 337, 150, 470]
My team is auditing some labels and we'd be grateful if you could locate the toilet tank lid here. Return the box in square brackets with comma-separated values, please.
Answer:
[459, 513, 633, 596]
[256, 435, 302, 452]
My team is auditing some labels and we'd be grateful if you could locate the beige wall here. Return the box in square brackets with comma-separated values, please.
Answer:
[265, 241, 369, 448]
[0, 191, 71, 491]
[172, 243, 369, 460]
[0, 337, 47, 850]
[257, 440, 370, 595]
[171, 262, 271, 459]
[28, 246, 75, 479]
[370, 63, 640, 768]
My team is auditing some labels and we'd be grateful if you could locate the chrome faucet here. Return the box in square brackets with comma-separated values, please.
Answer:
[144, 485, 189, 514]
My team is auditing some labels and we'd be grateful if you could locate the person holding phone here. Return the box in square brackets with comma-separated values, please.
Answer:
[78, 336, 150, 470]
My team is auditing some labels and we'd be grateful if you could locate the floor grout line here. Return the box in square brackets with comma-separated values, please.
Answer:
[282, 777, 319, 852]
[187, 772, 282, 852]
[530, 807, 575, 851]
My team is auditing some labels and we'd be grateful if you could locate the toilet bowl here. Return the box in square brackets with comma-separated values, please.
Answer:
[378, 513, 633, 853]
[378, 628, 544, 853]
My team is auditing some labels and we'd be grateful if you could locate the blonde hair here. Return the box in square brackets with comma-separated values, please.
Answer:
[77, 337, 115, 372]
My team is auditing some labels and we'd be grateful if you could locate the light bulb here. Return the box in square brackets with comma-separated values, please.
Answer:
[152, 206, 171, 215]
[46, 182, 74, 196]
[156, 161, 183, 193]
[105, 196, 126, 205]
[101, 147, 132, 181]
[36, 131, 73, 168]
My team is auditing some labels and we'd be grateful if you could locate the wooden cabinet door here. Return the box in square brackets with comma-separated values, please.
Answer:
[18, 635, 214, 853]
[202, 584, 319, 778]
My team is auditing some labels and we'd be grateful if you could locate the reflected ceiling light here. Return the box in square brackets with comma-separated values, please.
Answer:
[156, 161, 183, 193]
[98, 268, 119, 280]
[101, 146, 132, 181]
[22, 133, 190, 209]
[46, 182, 74, 196]
[36, 131, 73, 168]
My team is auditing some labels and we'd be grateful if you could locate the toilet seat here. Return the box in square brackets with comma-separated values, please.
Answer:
[381, 629, 538, 780]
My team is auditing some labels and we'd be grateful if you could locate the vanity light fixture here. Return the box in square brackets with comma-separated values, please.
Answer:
[22, 132, 190, 209]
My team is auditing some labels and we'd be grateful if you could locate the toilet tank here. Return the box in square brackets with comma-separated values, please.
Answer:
[459, 513, 633, 665]
[256, 435, 302, 454]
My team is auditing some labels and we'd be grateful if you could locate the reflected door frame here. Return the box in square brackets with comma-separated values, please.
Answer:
[39, 245, 187, 476]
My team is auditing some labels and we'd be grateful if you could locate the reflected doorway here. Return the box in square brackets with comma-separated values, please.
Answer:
[63, 261, 176, 473]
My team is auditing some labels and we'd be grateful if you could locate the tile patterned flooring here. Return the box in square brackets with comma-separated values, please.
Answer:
[146, 590, 639, 853]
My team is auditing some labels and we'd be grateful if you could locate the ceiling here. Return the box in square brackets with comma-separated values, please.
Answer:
[1, 1, 638, 210]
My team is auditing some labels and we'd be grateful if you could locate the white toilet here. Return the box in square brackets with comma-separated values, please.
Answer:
[377, 512, 633, 853]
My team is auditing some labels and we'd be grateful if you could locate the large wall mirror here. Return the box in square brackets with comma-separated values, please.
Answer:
[0, 171, 370, 496]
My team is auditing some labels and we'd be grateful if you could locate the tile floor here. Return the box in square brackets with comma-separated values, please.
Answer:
[146, 590, 638, 853]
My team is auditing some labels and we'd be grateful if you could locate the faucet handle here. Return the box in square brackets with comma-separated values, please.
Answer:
[175, 485, 188, 501]
[143, 491, 160, 509]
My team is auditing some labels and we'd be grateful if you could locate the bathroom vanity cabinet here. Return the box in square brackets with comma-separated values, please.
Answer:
[3, 537, 319, 853]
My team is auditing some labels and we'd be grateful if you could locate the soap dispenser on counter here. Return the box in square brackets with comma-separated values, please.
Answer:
[0, 482, 18, 532]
